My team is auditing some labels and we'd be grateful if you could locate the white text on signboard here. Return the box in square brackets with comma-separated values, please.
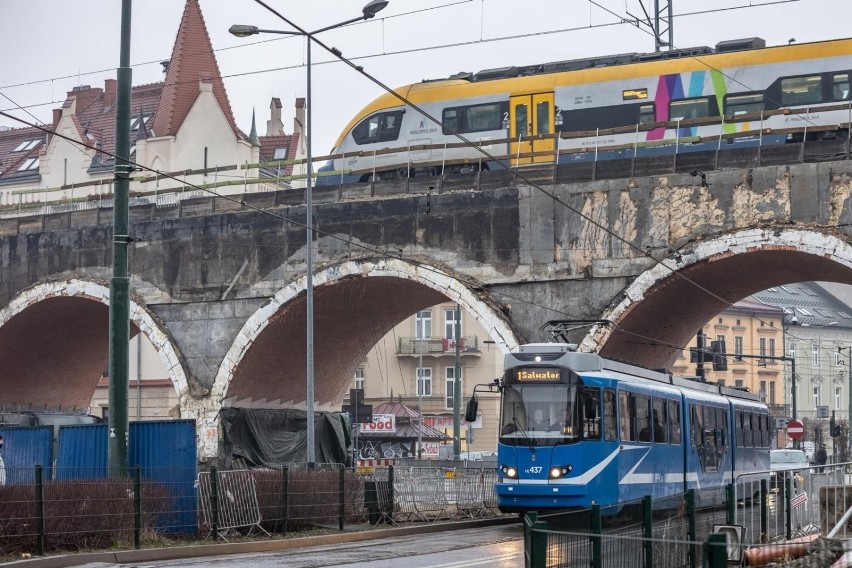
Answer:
[359, 413, 396, 434]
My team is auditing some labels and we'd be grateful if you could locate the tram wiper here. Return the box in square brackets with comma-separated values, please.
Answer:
[513, 415, 534, 448]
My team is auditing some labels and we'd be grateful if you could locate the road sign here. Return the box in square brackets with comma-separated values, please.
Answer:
[786, 419, 804, 440]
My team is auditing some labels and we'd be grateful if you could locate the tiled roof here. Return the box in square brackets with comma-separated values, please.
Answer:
[72, 82, 163, 172]
[152, 0, 239, 140]
[753, 282, 852, 328]
[258, 133, 300, 178]
[0, 126, 48, 186]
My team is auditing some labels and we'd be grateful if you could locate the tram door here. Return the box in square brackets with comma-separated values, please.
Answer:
[509, 93, 555, 166]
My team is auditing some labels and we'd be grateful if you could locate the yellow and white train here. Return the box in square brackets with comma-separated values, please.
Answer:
[317, 37, 852, 183]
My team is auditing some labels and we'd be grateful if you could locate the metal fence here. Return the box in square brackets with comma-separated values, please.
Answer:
[526, 464, 852, 568]
[0, 463, 504, 557]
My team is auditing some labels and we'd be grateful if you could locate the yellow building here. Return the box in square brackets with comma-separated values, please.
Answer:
[350, 302, 504, 457]
[672, 297, 786, 418]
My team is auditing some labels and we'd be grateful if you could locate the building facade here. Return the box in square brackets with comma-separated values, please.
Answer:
[350, 301, 504, 455]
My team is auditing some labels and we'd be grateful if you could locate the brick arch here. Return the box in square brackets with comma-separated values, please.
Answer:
[0, 279, 189, 410]
[582, 228, 852, 371]
[208, 258, 517, 414]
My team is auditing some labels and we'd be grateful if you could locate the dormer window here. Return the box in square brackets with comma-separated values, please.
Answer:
[272, 147, 288, 160]
[13, 139, 40, 152]
[18, 157, 39, 171]
[129, 114, 152, 130]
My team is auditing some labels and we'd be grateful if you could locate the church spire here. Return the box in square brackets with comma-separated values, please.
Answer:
[249, 108, 260, 147]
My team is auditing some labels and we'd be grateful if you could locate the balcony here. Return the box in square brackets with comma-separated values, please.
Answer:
[397, 336, 481, 357]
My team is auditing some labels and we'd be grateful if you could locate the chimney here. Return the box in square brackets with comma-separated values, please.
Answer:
[104, 79, 117, 108]
[266, 97, 283, 136]
[66, 85, 102, 114]
[294, 97, 306, 137]
[52, 108, 62, 129]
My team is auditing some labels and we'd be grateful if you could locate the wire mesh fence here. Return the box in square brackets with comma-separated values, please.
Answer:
[0, 463, 506, 557]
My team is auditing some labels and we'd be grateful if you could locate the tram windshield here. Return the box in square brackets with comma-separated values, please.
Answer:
[499, 384, 577, 446]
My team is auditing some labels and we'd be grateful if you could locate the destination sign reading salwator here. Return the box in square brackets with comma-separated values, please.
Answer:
[516, 368, 561, 382]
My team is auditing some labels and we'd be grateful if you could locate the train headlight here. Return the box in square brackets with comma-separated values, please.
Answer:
[501, 465, 518, 479]
[549, 465, 572, 479]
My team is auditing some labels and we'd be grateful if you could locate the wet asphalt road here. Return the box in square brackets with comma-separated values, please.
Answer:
[75, 524, 524, 568]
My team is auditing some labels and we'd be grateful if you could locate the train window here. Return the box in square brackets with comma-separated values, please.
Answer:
[724, 93, 764, 117]
[833, 73, 850, 101]
[636, 394, 651, 442]
[515, 105, 529, 137]
[668, 400, 681, 444]
[652, 398, 667, 444]
[536, 102, 551, 135]
[351, 111, 405, 145]
[604, 389, 617, 441]
[579, 387, 601, 440]
[443, 109, 459, 133]
[619, 391, 635, 441]
[670, 97, 711, 121]
[443, 103, 505, 135]
[639, 104, 656, 125]
[781, 75, 823, 106]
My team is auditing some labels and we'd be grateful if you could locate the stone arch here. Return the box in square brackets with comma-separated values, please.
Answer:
[196, 259, 518, 458]
[581, 228, 852, 370]
[0, 279, 190, 410]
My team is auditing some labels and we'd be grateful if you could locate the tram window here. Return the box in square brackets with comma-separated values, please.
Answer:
[781, 75, 823, 106]
[443, 109, 459, 133]
[736, 411, 744, 446]
[604, 388, 617, 441]
[690, 405, 703, 447]
[639, 103, 656, 125]
[670, 97, 711, 121]
[619, 391, 635, 441]
[833, 73, 850, 101]
[744, 413, 754, 447]
[724, 93, 764, 117]
[636, 394, 651, 442]
[536, 101, 551, 135]
[652, 398, 667, 444]
[579, 387, 601, 440]
[716, 407, 727, 446]
[668, 400, 681, 444]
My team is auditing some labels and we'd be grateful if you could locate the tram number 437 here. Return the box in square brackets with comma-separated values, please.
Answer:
[525, 466, 543, 474]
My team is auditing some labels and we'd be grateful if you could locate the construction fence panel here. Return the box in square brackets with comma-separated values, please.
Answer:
[197, 469, 268, 538]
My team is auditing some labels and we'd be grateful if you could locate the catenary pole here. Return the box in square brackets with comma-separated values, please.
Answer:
[108, 0, 133, 474]
[453, 303, 461, 458]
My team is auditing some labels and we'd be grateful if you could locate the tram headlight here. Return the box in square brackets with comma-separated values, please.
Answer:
[549, 465, 572, 479]
[501, 465, 518, 479]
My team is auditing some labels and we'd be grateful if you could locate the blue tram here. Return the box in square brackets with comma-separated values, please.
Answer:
[493, 343, 770, 513]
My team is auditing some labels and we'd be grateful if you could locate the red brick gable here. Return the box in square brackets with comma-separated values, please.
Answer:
[151, 0, 240, 140]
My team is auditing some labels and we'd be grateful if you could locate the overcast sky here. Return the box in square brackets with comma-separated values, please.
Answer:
[0, 0, 848, 154]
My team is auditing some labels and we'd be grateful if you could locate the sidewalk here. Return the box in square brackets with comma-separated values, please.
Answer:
[1, 516, 519, 568]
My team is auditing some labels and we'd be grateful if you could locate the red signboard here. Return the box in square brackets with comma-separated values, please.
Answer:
[786, 420, 804, 440]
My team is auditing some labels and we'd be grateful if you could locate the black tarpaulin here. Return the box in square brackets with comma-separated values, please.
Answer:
[220, 408, 353, 466]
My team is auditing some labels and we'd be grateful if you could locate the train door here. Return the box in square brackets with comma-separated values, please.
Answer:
[509, 93, 555, 166]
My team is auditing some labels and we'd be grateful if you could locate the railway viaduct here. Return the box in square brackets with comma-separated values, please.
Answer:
[2, 154, 852, 458]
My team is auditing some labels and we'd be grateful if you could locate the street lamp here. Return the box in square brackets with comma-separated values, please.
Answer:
[838, 345, 852, 461]
[782, 308, 800, 448]
[230, 0, 389, 464]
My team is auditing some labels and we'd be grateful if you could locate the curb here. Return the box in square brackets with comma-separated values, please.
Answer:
[1, 516, 520, 567]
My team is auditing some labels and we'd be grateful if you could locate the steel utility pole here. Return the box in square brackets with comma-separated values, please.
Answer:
[840, 346, 852, 459]
[453, 303, 461, 459]
[108, 0, 133, 474]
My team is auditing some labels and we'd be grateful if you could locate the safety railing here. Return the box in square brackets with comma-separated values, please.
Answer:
[1, 115, 850, 221]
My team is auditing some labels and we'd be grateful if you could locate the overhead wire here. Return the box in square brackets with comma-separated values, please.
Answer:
[1, 0, 846, 376]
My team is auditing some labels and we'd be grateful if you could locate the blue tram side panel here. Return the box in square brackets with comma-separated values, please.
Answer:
[494, 343, 770, 514]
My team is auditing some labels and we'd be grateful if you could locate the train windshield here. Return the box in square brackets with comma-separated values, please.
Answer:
[499, 384, 577, 446]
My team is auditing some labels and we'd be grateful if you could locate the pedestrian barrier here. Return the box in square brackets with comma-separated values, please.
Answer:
[197, 468, 270, 540]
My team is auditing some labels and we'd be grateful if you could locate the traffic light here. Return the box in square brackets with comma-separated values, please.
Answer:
[830, 411, 841, 438]
[711, 340, 727, 371]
